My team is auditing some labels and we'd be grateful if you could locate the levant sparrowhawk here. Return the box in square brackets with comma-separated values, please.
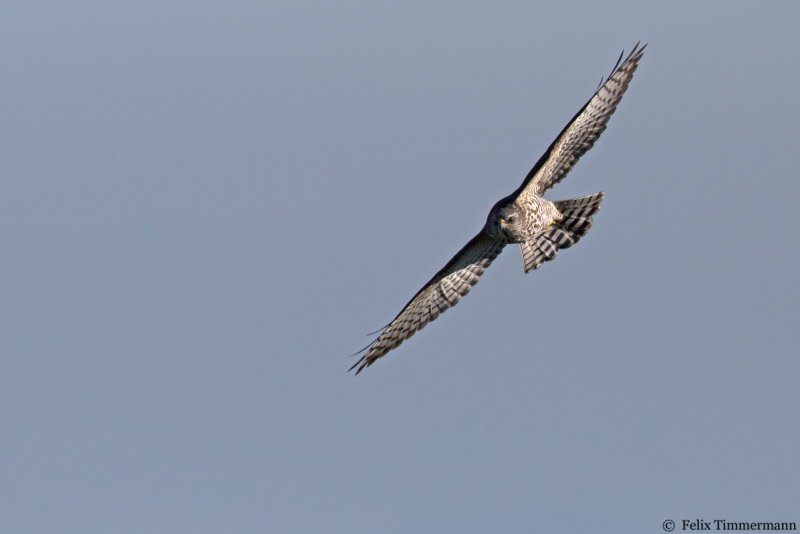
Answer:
[351, 44, 645, 374]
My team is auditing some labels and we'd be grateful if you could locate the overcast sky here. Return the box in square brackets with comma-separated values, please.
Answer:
[2, 2, 799, 533]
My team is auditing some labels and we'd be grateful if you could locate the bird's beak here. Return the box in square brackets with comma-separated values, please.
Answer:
[498, 218, 506, 225]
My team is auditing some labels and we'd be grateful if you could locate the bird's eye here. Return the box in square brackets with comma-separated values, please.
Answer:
[507, 215, 515, 223]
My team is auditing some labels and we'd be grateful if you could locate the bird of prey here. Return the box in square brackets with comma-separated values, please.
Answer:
[351, 43, 645, 375]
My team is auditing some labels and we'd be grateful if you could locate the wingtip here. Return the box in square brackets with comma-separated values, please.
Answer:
[622, 42, 647, 63]
[597, 42, 647, 93]
[627, 41, 648, 60]
[348, 356, 369, 375]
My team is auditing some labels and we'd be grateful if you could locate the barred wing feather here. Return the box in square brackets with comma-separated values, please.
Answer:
[516, 43, 645, 198]
[350, 232, 505, 374]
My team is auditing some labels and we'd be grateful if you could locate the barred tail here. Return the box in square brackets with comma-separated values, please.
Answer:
[519, 192, 604, 273]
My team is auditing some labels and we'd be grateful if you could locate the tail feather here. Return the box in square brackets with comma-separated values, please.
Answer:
[553, 191, 604, 218]
[520, 192, 604, 273]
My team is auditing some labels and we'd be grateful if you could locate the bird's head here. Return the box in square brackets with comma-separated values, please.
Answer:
[486, 201, 524, 242]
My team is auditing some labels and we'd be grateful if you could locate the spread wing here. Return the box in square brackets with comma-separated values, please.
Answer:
[351, 232, 505, 374]
[514, 43, 645, 198]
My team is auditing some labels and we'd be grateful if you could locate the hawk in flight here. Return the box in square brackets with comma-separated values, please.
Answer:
[352, 44, 645, 374]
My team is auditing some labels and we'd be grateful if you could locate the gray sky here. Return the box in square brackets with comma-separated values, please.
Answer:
[2, 2, 799, 533]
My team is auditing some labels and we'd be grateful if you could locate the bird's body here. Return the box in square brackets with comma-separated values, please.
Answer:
[485, 193, 561, 244]
[352, 44, 645, 374]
